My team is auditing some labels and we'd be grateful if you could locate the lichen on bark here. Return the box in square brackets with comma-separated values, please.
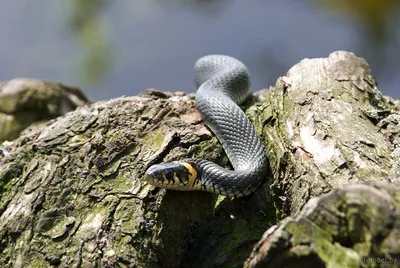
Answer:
[0, 51, 399, 267]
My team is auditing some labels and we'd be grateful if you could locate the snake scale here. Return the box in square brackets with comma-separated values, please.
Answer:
[144, 55, 267, 197]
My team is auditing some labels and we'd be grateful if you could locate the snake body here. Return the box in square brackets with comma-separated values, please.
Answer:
[145, 55, 267, 197]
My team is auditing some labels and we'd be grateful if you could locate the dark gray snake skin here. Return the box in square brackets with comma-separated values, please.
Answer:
[145, 55, 268, 197]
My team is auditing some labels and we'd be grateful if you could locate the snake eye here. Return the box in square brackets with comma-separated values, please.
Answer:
[145, 161, 199, 189]
[164, 170, 173, 181]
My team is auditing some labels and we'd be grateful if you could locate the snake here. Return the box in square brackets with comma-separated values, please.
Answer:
[144, 55, 268, 197]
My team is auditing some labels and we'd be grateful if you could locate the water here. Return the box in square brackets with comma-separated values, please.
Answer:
[0, 0, 399, 100]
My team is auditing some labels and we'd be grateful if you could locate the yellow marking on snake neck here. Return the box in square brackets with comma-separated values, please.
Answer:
[181, 162, 198, 187]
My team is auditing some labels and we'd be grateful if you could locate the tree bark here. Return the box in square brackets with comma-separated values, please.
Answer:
[0, 51, 399, 267]
[0, 78, 90, 143]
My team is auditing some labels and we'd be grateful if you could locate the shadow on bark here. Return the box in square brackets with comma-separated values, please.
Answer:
[0, 51, 399, 267]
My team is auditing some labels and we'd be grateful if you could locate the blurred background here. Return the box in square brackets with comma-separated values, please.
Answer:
[0, 0, 399, 101]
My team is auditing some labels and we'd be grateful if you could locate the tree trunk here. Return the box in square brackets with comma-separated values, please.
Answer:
[0, 51, 399, 267]
[0, 78, 90, 143]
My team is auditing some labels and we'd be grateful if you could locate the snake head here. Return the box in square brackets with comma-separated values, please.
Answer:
[144, 161, 201, 190]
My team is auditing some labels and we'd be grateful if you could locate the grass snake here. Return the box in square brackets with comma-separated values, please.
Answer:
[145, 55, 268, 197]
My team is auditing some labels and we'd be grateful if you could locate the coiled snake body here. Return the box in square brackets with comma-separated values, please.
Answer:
[145, 55, 267, 197]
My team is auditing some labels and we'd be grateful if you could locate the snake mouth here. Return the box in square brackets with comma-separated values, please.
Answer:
[144, 161, 201, 190]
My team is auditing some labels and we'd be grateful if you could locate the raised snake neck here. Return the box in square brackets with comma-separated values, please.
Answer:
[145, 55, 268, 197]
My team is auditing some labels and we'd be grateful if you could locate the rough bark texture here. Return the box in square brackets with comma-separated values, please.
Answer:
[245, 184, 400, 267]
[0, 51, 399, 267]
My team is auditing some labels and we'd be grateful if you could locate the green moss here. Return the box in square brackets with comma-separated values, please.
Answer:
[229, 219, 261, 247]
[67, 134, 90, 147]
[0, 162, 24, 203]
[214, 195, 227, 209]
[285, 220, 361, 267]
[188, 137, 226, 164]
[102, 159, 121, 177]
[26, 256, 48, 268]
[318, 242, 360, 268]
[0, 168, 14, 196]
[140, 127, 165, 148]
[43, 216, 75, 239]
